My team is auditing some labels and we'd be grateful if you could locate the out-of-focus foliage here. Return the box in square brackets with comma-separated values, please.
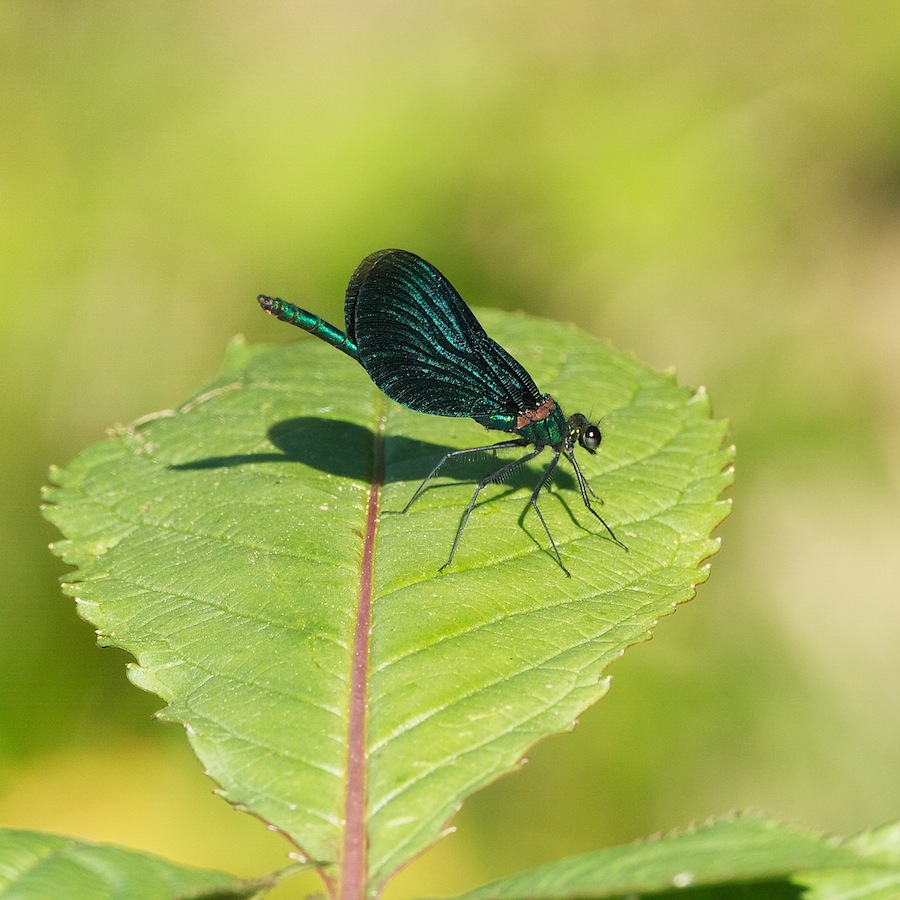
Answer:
[2, 3, 899, 899]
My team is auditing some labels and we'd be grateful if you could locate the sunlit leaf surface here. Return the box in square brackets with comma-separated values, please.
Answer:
[0, 828, 257, 900]
[448, 814, 900, 900]
[43, 309, 732, 893]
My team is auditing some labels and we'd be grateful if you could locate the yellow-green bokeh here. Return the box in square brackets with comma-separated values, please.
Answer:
[2, 4, 899, 898]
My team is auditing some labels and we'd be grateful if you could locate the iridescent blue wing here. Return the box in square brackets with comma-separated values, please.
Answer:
[344, 249, 543, 419]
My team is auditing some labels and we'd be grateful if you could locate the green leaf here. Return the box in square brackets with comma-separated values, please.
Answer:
[796, 820, 900, 900]
[42, 309, 732, 895]
[0, 827, 263, 899]
[445, 815, 900, 900]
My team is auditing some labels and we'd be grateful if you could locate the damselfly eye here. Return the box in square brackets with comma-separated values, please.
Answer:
[581, 424, 602, 452]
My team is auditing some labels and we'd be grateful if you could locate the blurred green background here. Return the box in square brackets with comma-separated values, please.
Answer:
[2, 3, 899, 898]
